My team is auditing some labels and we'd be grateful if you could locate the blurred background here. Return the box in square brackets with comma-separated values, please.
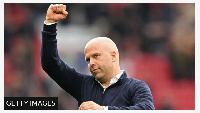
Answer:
[4, 3, 195, 110]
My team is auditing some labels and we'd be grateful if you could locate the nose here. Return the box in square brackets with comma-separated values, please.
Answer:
[88, 58, 95, 68]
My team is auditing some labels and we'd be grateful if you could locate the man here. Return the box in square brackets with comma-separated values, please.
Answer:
[41, 4, 155, 110]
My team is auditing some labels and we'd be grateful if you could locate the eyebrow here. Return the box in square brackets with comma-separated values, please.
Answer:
[85, 52, 100, 62]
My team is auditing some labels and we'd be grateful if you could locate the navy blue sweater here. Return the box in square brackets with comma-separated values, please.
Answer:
[41, 23, 155, 110]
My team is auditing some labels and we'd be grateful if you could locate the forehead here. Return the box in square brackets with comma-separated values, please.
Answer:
[85, 41, 100, 52]
[84, 45, 101, 57]
[85, 50, 100, 58]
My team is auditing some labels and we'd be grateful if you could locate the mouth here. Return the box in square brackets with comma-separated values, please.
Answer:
[92, 68, 99, 73]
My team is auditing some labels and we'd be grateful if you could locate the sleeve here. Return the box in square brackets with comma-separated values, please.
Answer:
[40, 24, 85, 101]
[108, 81, 155, 110]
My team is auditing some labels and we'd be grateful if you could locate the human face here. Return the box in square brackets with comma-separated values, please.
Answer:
[84, 45, 112, 82]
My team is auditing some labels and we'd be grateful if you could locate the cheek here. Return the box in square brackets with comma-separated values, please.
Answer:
[106, 57, 113, 67]
[105, 55, 112, 63]
[101, 57, 112, 68]
[88, 64, 91, 70]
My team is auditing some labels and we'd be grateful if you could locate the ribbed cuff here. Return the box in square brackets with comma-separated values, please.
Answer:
[43, 22, 57, 33]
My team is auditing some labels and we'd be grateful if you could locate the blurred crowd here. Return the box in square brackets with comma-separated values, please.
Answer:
[4, 3, 195, 110]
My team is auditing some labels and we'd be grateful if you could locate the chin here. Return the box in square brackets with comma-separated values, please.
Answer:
[94, 74, 104, 81]
[92, 72, 98, 77]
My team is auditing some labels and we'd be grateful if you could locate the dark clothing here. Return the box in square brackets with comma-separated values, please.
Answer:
[41, 23, 155, 110]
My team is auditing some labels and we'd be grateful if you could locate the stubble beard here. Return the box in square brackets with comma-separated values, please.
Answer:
[92, 71, 106, 83]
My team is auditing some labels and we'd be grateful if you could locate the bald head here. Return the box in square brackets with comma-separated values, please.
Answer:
[84, 37, 119, 55]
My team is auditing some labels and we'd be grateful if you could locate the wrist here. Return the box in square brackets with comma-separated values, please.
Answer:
[45, 18, 57, 24]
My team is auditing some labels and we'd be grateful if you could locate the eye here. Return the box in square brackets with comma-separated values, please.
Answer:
[86, 58, 90, 63]
[94, 53, 99, 58]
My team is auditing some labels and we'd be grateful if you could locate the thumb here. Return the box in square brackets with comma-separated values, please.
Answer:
[62, 9, 68, 16]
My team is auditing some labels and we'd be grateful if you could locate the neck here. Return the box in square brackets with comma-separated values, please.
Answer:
[101, 68, 121, 88]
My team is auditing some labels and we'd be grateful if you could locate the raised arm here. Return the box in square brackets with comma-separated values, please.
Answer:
[40, 4, 84, 101]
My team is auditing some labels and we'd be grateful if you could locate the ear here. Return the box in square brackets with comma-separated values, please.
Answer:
[110, 51, 117, 62]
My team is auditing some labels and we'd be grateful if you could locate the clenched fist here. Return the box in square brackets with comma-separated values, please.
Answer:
[79, 101, 104, 110]
[45, 4, 68, 24]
